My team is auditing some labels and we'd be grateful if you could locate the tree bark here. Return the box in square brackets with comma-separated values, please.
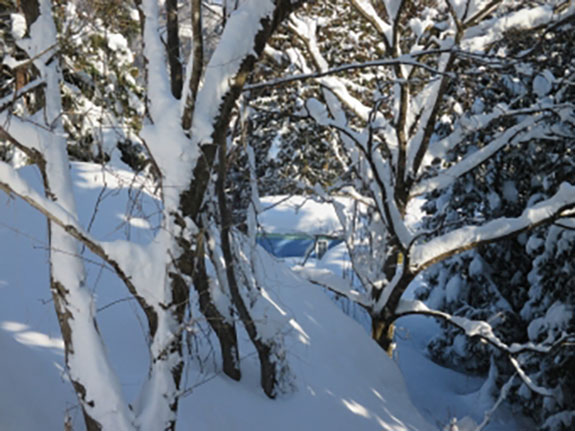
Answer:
[177, 0, 308, 392]
[373, 262, 415, 357]
[216, 138, 279, 397]
[182, 0, 203, 130]
[191, 232, 242, 380]
[166, 0, 183, 98]
[371, 316, 396, 357]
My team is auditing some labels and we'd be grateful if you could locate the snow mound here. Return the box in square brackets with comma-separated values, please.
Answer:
[0, 163, 432, 431]
[259, 195, 344, 236]
[181, 247, 433, 430]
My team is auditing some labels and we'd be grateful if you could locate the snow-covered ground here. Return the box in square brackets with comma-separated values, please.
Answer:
[258, 195, 536, 431]
[0, 164, 427, 430]
[0, 165, 534, 430]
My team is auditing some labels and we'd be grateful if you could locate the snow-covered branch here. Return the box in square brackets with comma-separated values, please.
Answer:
[410, 182, 575, 271]
[412, 113, 545, 195]
[508, 356, 555, 398]
[349, 0, 392, 47]
[396, 299, 574, 355]
[414, 103, 571, 178]
[0, 78, 45, 111]
[245, 55, 454, 92]
[138, 0, 179, 121]
[288, 15, 372, 121]
[396, 299, 572, 399]
[405, 45, 458, 182]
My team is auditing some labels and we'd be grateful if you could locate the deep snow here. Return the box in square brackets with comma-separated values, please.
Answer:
[0, 164, 534, 430]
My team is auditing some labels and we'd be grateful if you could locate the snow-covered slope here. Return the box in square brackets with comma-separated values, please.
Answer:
[180, 246, 432, 430]
[0, 329, 72, 430]
[0, 163, 433, 430]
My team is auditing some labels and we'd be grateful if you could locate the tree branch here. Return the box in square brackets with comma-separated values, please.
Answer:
[0, 160, 158, 335]
[166, 0, 183, 98]
[244, 54, 452, 92]
[410, 182, 575, 272]
[182, 0, 204, 130]
[0, 79, 46, 111]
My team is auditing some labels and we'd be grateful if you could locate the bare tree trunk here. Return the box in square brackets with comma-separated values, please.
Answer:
[373, 260, 414, 357]
[189, 233, 242, 380]
[19, 0, 39, 29]
[182, 0, 204, 130]
[216, 139, 279, 397]
[166, 0, 182, 98]
[371, 317, 396, 357]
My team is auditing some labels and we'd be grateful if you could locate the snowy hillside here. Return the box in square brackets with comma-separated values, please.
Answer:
[0, 163, 433, 430]
[253, 195, 537, 431]
[2, 1, 573, 429]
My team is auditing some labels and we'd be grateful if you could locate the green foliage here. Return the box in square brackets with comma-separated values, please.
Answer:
[419, 16, 575, 430]
[54, 1, 145, 166]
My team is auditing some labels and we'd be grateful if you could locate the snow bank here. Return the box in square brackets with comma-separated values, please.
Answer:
[0, 163, 432, 430]
[180, 246, 432, 431]
[259, 195, 345, 236]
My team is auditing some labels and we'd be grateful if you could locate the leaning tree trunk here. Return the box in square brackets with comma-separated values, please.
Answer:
[216, 139, 280, 397]
[14, 1, 137, 429]
[372, 255, 415, 357]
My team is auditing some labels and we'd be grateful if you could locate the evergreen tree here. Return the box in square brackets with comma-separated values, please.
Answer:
[419, 14, 575, 429]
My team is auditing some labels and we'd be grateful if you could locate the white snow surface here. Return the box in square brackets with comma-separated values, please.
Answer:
[1, 163, 432, 430]
[182, 247, 432, 431]
[10, 13, 27, 40]
[258, 195, 346, 236]
[0, 164, 537, 431]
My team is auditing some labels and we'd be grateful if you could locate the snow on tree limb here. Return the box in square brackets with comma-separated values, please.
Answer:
[374, 259, 406, 314]
[372, 154, 412, 249]
[191, 0, 281, 145]
[396, 299, 572, 398]
[416, 103, 573, 176]
[138, 0, 196, 204]
[412, 114, 545, 196]
[182, 0, 308, 224]
[288, 15, 372, 121]
[138, 0, 179, 121]
[508, 356, 555, 398]
[0, 78, 45, 111]
[349, 0, 392, 47]
[461, 3, 567, 53]
[396, 299, 575, 355]
[410, 182, 575, 272]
